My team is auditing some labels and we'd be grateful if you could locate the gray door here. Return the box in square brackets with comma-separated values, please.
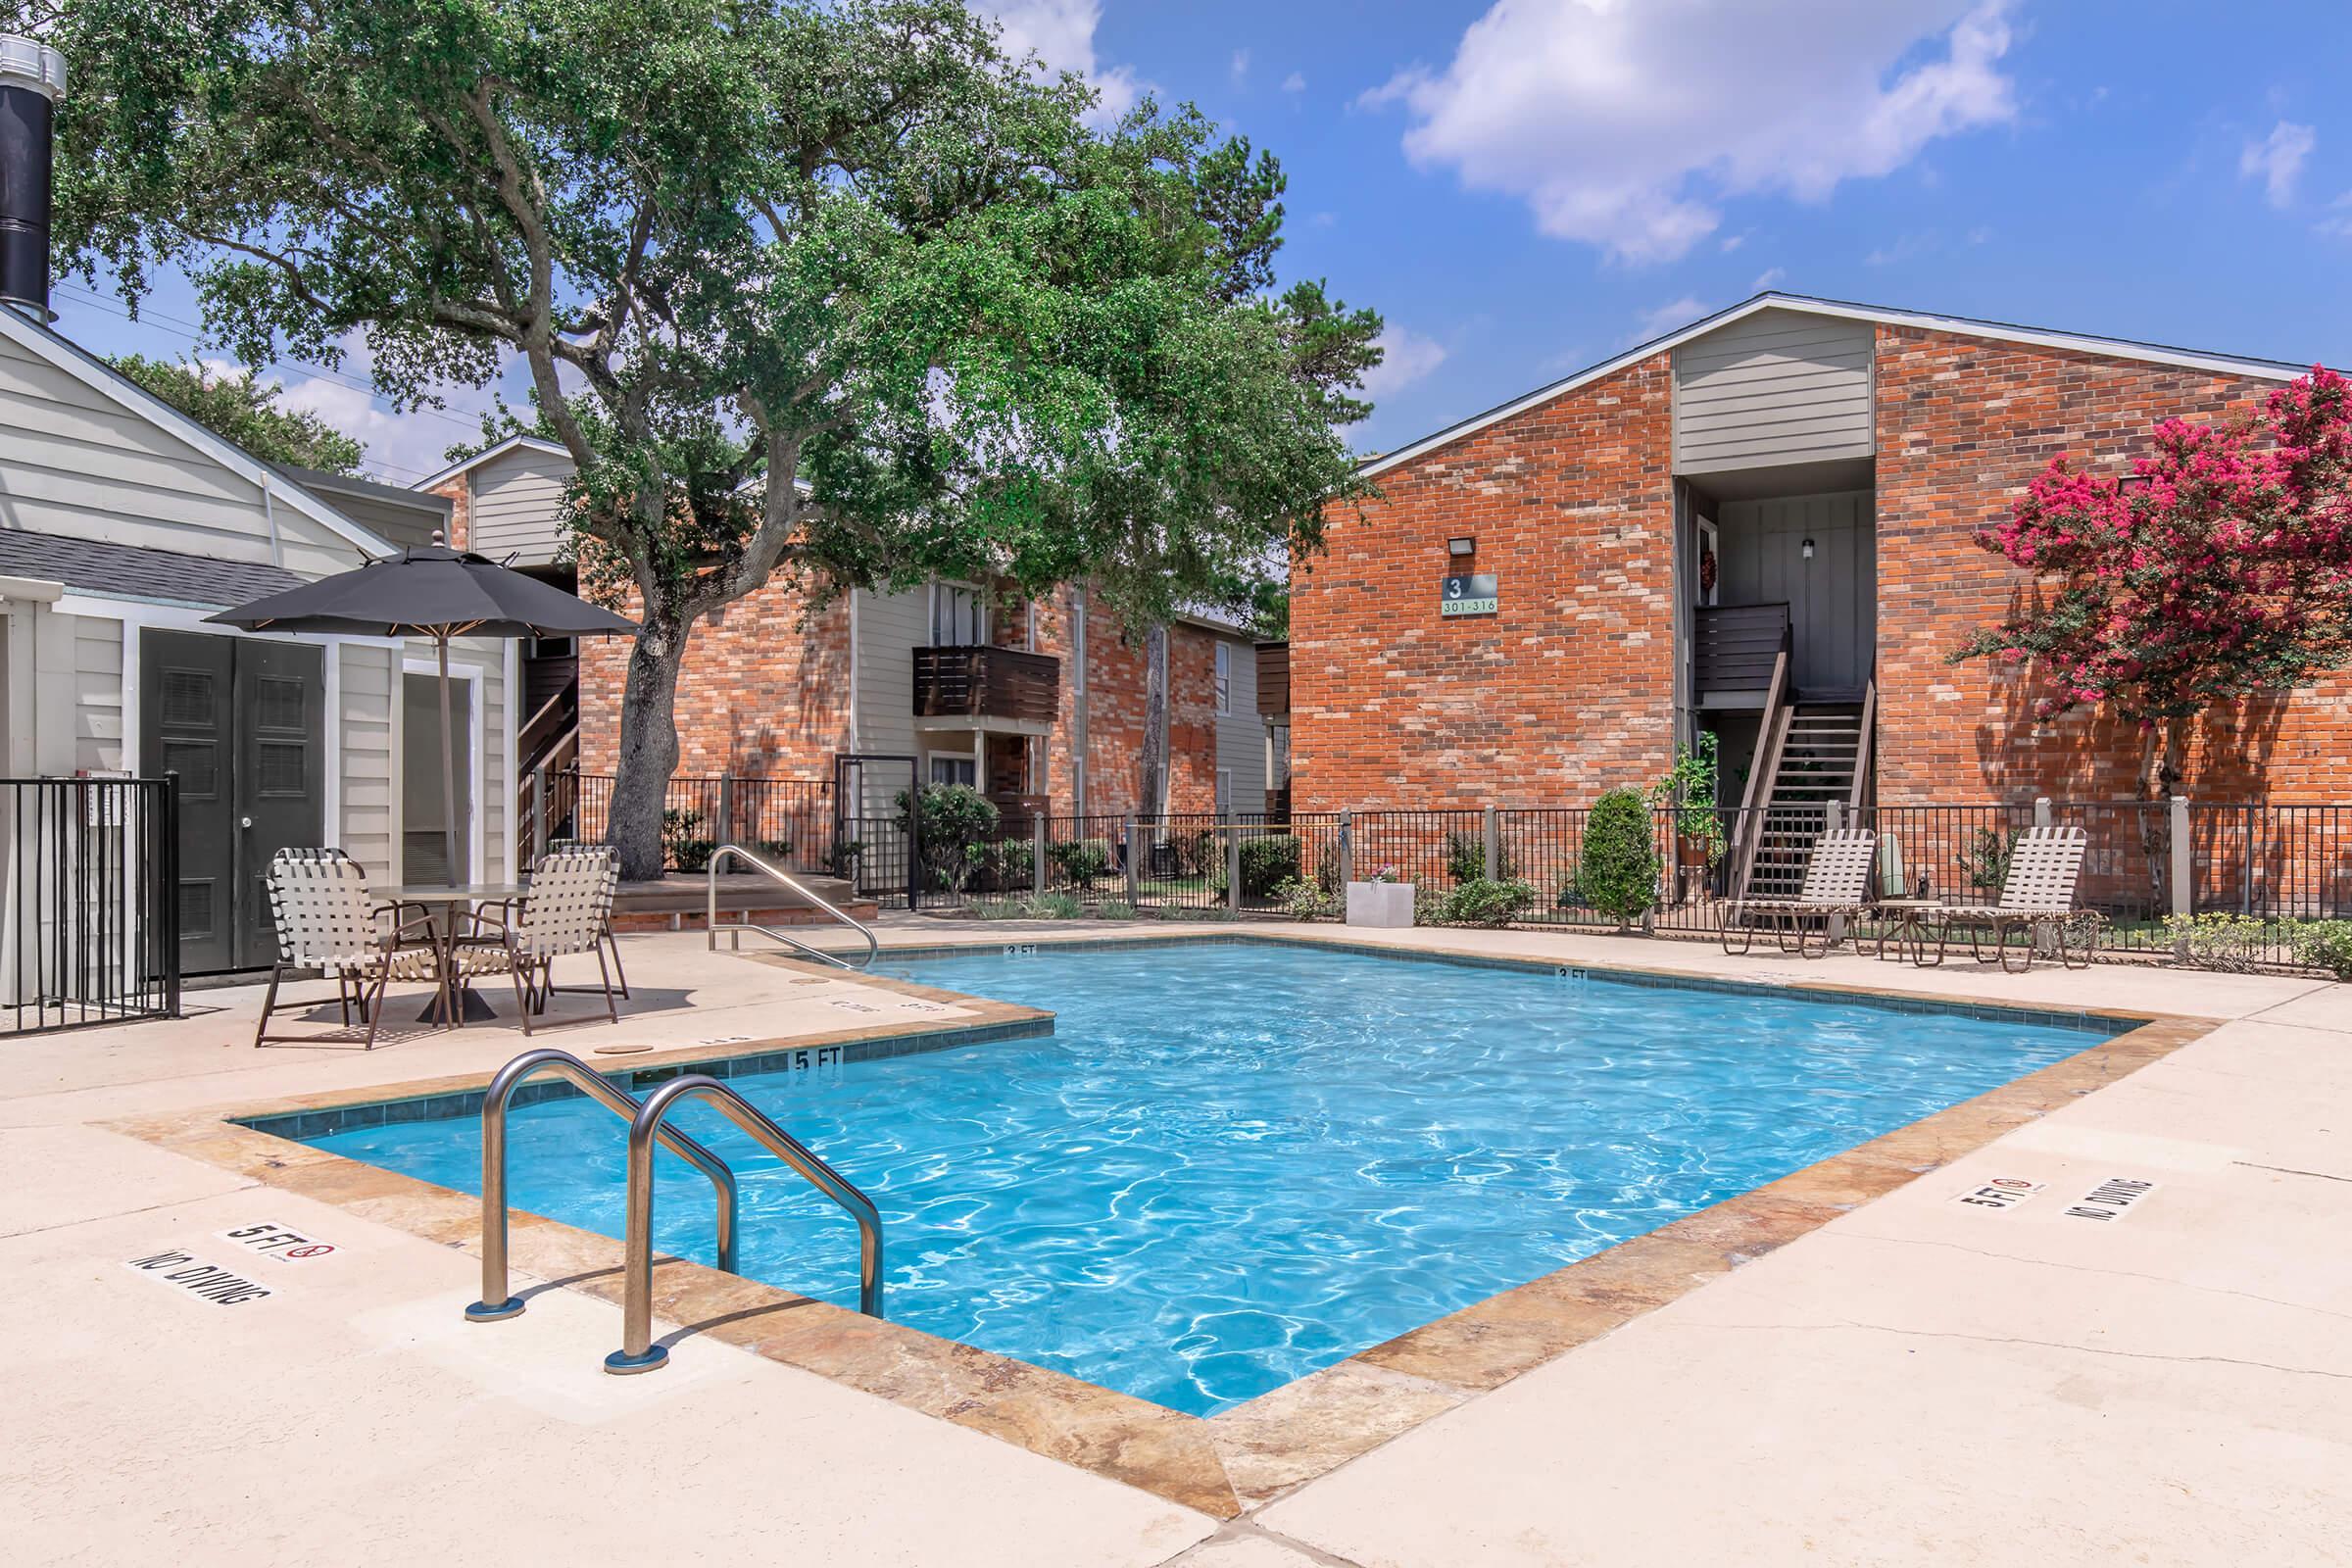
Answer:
[140, 630, 325, 974]
[402, 671, 473, 885]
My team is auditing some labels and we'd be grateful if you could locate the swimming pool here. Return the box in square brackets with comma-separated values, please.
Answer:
[300, 941, 2115, 1415]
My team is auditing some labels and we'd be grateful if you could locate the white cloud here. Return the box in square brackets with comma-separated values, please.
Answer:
[1633, 296, 1710, 343]
[2240, 121, 2316, 208]
[1360, 0, 2018, 263]
[1231, 48, 1250, 85]
[1751, 267, 1787, 290]
[2320, 192, 2352, 239]
[1281, 70, 1306, 94]
[979, 1, 1140, 124]
[1360, 325, 1447, 400]
[252, 333, 492, 486]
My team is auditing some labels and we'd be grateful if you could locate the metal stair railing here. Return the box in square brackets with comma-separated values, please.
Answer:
[706, 842, 878, 969]
[607, 1073, 885, 1374]
[464, 1047, 738, 1323]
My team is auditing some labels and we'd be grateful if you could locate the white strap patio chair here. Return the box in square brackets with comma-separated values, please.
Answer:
[453, 846, 621, 1033]
[1721, 827, 1880, 958]
[1926, 825, 2092, 972]
[550, 837, 629, 999]
[253, 850, 448, 1051]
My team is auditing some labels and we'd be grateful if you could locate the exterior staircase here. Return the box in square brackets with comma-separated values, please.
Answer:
[1744, 703, 1868, 899]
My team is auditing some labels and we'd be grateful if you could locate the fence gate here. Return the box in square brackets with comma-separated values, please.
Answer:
[832, 754, 918, 907]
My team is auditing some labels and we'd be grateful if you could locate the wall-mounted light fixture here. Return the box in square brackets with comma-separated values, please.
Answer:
[1800, 537, 1816, 562]
[1447, 535, 1476, 558]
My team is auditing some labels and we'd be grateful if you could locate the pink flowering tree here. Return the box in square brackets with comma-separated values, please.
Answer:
[1955, 368, 2352, 797]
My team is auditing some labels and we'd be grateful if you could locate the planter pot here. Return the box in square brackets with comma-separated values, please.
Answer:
[1346, 881, 1416, 928]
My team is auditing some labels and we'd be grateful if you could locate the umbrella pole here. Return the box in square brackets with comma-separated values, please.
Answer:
[438, 632, 462, 886]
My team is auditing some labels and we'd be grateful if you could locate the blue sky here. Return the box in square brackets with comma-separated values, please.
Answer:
[50, 0, 2352, 486]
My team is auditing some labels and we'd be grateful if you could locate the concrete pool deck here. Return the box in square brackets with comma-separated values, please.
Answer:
[6, 919, 2349, 1564]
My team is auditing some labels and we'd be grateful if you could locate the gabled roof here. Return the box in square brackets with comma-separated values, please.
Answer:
[414, 432, 572, 491]
[1360, 291, 2314, 479]
[0, 303, 396, 558]
[0, 527, 304, 609]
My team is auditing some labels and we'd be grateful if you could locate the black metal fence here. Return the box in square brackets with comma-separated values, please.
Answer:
[550, 771, 835, 875]
[2, 777, 179, 1036]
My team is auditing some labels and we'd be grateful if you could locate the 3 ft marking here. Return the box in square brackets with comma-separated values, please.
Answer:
[1004, 944, 1039, 956]
[219, 1223, 337, 1263]
[122, 1250, 274, 1307]
[2064, 1176, 2157, 1223]
[1953, 1177, 2045, 1211]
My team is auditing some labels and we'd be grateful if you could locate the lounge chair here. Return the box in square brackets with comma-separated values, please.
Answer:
[452, 846, 622, 1033]
[1925, 824, 2092, 972]
[550, 837, 630, 998]
[254, 849, 448, 1050]
[1721, 827, 1880, 958]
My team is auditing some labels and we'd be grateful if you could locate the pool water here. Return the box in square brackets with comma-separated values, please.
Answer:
[307, 942, 2110, 1414]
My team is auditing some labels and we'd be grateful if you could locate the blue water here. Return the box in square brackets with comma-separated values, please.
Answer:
[308, 943, 2106, 1414]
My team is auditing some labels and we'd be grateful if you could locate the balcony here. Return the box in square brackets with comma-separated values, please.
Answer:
[1255, 641, 1290, 718]
[911, 645, 1060, 732]
[1692, 603, 1789, 708]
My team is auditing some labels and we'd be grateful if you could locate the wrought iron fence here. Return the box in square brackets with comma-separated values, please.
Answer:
[546, 771, 834, 874]
[2, 777, 179, 1036]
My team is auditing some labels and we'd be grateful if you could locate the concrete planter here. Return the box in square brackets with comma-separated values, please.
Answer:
[1346, 881, 1416, 928]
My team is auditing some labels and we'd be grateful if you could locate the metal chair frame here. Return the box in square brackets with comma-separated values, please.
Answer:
[252, 849, 448, 1051]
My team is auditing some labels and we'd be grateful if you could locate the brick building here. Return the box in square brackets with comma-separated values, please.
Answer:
[419, 437, 1269, 852]
[1280, 293, 2348, 815]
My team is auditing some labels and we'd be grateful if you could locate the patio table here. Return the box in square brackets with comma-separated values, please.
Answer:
[1872, 897, 1945, 967]
[380, 881, 526, 1024]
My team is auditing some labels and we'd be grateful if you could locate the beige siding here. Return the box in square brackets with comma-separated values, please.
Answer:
[336, 644, 396, 877]
[468, 446, 574, 566]
[1673, 309, 1874, 474]
[0, 336, 365, 576]
[1210, 635, 1266, 809]
[850, 586, 927, 813]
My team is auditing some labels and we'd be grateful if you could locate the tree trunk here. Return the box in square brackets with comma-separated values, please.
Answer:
[2134, 718, 2190, 913]
[608, 601, 691, 882]
[1139, 623, 1169, 818]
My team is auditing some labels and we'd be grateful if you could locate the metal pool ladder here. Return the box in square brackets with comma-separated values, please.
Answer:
[463, 1048, 886, 1375]
[706, 843, 878, 969]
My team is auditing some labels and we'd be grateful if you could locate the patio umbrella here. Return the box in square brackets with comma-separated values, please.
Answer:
[208, 534, 636, 884]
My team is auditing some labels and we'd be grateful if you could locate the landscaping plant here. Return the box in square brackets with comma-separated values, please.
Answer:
[44, 0, 1388, 878]
[2162, 912, 2272, 972]
[2288, 920, 2352, 980]
[1648, 732, 1726, 868]
[1048, 838, 1114, 890]
[1578, 786, 1661, 928]
[1444, 831, 1514, 884]
[1425, 877, 1536, 927]
[1210, 835, 1303, 901]
[662, 808, 715, 873]
[895, 784, 999, 896]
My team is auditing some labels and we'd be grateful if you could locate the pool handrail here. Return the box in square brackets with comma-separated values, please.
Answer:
[463, 1047, 739, 1323]
[607, 1072, 884, 1374]
[705, 843, 877, 969]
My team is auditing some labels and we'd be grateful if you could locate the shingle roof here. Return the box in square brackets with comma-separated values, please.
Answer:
[0, 528, 305, 608]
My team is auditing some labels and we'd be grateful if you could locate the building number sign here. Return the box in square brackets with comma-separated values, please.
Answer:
[1441, 573, 1499, 617]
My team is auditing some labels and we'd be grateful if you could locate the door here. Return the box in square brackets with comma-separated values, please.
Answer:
[402, 671, 473, 885]
[141, 630, 325, 973]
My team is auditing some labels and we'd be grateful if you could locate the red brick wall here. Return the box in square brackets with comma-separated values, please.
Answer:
[577, 575, 856, 780]
[1167, 624, 1218, 812]
[1873, 325, 2352, 803]
[1290, 353, 1679, 808]
[428, 478, 468, 550]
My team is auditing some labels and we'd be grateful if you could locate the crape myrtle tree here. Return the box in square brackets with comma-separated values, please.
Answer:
[35, 0, 1383, 877]
[1954, 368, 2352, 798]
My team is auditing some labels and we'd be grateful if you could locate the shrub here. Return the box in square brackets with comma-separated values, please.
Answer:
[1424, 877, 1535, 927]
[662, 808, 715, 873]
[1210, 833, 1302, 900]
[2163, 912, 2270, 972]
[1959, 826, 2022, 893]
[1444, 828, 1516, 884]
[1314, 841, 1344, 895]
[968, 898, 1031, 920]
[1578, 786, 1659, 927]
[1270, 875, 1338, 919]
[754, 838, 792, 865]
[896, 784, 999, 894]
[1095, 898, 1142, 920]
[1649, 733, 1727, 868]
[970, 838, 1035, 893]
[1025, 892, 1083, 919]
[1048, 837, 1113, 888]
[2290, 920, 2352, 979]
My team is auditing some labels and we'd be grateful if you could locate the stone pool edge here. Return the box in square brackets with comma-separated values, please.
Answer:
[103, 947, 2216, 1523]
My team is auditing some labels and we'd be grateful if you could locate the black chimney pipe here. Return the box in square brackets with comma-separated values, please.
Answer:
[0, 37, 65, 318]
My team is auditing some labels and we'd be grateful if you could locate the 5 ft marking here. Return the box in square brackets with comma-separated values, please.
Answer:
[219, 1223, 337, 1263]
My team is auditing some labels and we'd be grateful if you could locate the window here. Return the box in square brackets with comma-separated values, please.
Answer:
[1213, 642, 1232, 715]
[931, 581, 987, 645]
[928, 755, 977, 788]
[1215, 767, 1233, 813]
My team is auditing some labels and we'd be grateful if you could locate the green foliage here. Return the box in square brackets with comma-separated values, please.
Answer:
[1269, 875, 1337, 919]
[970, 838, 1035, 893]
[1048, 837, 1113, 889]
[1960, 827, 2022, 893]
[1649, 732, 1725, 868]
[1578, 787, 1660, 926]
[107, 354, 366, 474]
[2163, 913, 2272, 972]
[896, 785, 1000, 894]
[753, 839, 792, 864]
[1210, 834, 1301, 899]
[969, 890, 1080, 920]
[662, 808, 714, 872]
[41, 0, 1387, 875]
[1444, 827, 1515, 884]
[1421, 877, 1536, 927]
[1094, 898, 1141, 921]
[2289, 920, 2352, 979]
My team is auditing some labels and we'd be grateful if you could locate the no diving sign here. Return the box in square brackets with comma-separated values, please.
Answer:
[122, 1250, 275, 1308]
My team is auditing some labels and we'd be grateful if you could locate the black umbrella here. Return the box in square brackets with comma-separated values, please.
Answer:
[209, 536, 635, 884]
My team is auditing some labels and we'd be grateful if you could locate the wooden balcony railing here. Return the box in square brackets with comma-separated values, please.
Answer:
[1255, 640, 1290, 717]
[1693, 603, 1790, 698]
[911, 645, 1060, 725]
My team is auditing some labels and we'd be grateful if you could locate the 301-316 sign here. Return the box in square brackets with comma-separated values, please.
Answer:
[1441, 573, 1498, 616]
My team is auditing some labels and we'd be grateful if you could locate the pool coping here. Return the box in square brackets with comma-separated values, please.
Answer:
[105, 934, 2218, 1521]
